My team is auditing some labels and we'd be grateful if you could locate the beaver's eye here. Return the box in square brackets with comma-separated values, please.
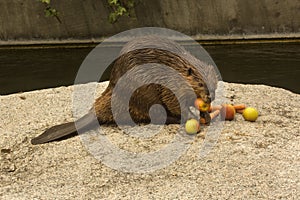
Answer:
[187, 68, 192, 76]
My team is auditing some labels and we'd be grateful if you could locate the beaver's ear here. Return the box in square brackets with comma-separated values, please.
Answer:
[187, 68, 192, 76]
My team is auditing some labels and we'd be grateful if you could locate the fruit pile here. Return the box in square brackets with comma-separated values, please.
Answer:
[185, 98, 259, 134]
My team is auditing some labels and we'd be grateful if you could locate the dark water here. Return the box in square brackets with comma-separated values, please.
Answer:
[0, 42, 299, 95]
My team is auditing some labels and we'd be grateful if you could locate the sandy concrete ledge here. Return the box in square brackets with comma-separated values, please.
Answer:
[0, 82, 299, 199]
[0, 33, 300, 48]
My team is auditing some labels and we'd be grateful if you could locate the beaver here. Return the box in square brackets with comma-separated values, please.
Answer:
[31, 36, 218, 145]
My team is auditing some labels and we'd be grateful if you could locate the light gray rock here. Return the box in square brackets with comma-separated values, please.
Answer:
[0, 82, 299, 199]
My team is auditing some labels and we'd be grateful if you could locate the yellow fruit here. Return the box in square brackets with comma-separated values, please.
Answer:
[242, 107, 259, 122]
[194, 98, 211, 112]
[185, 119, 200, 134]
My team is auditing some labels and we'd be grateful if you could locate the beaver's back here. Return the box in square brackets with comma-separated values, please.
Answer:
[95, 36, 219, 124]
[108, 36, 218, 101]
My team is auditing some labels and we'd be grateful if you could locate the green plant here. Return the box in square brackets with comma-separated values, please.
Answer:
[38, 0, 136, 24]
[108, 0, 135, 23]
[39, 0, 61, 23]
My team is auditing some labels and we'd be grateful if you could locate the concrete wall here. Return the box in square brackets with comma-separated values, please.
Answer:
[0, 0, 299, 43]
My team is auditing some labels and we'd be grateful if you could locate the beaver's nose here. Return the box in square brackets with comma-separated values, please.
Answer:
[204, 94, 212, 104]
[208, 91, 215, 101]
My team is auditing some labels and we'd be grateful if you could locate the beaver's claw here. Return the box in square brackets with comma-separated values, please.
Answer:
[188, 106, 200, 121]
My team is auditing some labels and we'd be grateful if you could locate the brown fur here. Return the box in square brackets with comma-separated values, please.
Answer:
[31, 36, 218, 144]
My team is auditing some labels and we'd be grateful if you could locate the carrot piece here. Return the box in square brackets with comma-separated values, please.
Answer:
[208, 105, 222, 112]
[233, 104, 246, 110]
[236, 109, 245, 114]
[199, 117, 206, 124]
[210, 110, 220, 120]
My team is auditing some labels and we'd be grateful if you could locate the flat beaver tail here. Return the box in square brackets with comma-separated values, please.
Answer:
[31, 112, 97, 145]
[31, 122, 77, 145]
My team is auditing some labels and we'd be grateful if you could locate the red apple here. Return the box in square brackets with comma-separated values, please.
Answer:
[221, 104, 236, 120]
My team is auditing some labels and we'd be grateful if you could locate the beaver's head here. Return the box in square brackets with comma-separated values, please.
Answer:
[184, 66, 212, 104]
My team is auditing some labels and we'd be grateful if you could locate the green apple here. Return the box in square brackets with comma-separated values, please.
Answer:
[185, 119, 200, 134]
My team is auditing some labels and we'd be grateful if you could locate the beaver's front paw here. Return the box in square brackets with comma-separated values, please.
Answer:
[200, 111, 211, 125]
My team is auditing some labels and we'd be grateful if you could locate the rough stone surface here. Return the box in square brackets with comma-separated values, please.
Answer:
[0, 0, 299, 43]
[0, 82, 299, 199]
